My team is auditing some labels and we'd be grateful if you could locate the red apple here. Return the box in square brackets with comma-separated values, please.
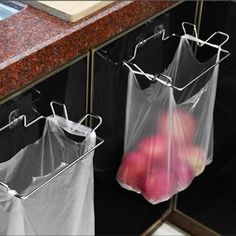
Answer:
[174, 158, 194, 188]
[137, 134, 169, 166]
[117, 151, 149, 190]
[140, 169, 174, 203]
[178, 145, 206, 176]
[157, 110, 196, 144]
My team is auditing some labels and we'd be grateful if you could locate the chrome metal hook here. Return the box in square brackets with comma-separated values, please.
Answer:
[0, 101, 69, 132]
[200, 31, 229, 47]
[78, 114, 102, 133]
[182, 22, 229, 48]
[50, 101, 68, 120]
[0, 114, 45, 132]
[182, 22, 199, 44]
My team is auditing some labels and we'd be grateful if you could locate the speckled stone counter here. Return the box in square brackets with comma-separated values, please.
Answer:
[0, 1, 179, 102]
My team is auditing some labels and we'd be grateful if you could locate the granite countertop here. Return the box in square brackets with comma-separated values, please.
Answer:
[0, 1, 179, 103]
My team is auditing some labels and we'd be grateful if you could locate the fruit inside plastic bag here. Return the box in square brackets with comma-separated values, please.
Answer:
[117, 36, 220, 204]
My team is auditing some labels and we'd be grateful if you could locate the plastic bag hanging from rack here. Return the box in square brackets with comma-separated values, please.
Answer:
[117, 22, 229, 204]
[123, 22, 230, 90]
[0, 101, 103, 235]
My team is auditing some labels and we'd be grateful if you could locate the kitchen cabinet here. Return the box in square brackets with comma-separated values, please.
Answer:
[177, 2, 236, 235]
[1, 1, 235, 235]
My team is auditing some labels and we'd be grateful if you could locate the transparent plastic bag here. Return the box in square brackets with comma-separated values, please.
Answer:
[0, 115, 96, 235]
[117, 36, 220, 204]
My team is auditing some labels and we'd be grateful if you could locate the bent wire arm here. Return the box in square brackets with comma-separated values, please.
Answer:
[0, 114, 45, 132]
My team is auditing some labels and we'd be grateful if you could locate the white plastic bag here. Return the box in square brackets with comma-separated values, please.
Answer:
[117, 36, 220, 204]
[0, 115, 96, 235]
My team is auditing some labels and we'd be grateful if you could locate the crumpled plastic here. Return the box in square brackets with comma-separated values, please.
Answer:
[0, 115, 96, 235]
